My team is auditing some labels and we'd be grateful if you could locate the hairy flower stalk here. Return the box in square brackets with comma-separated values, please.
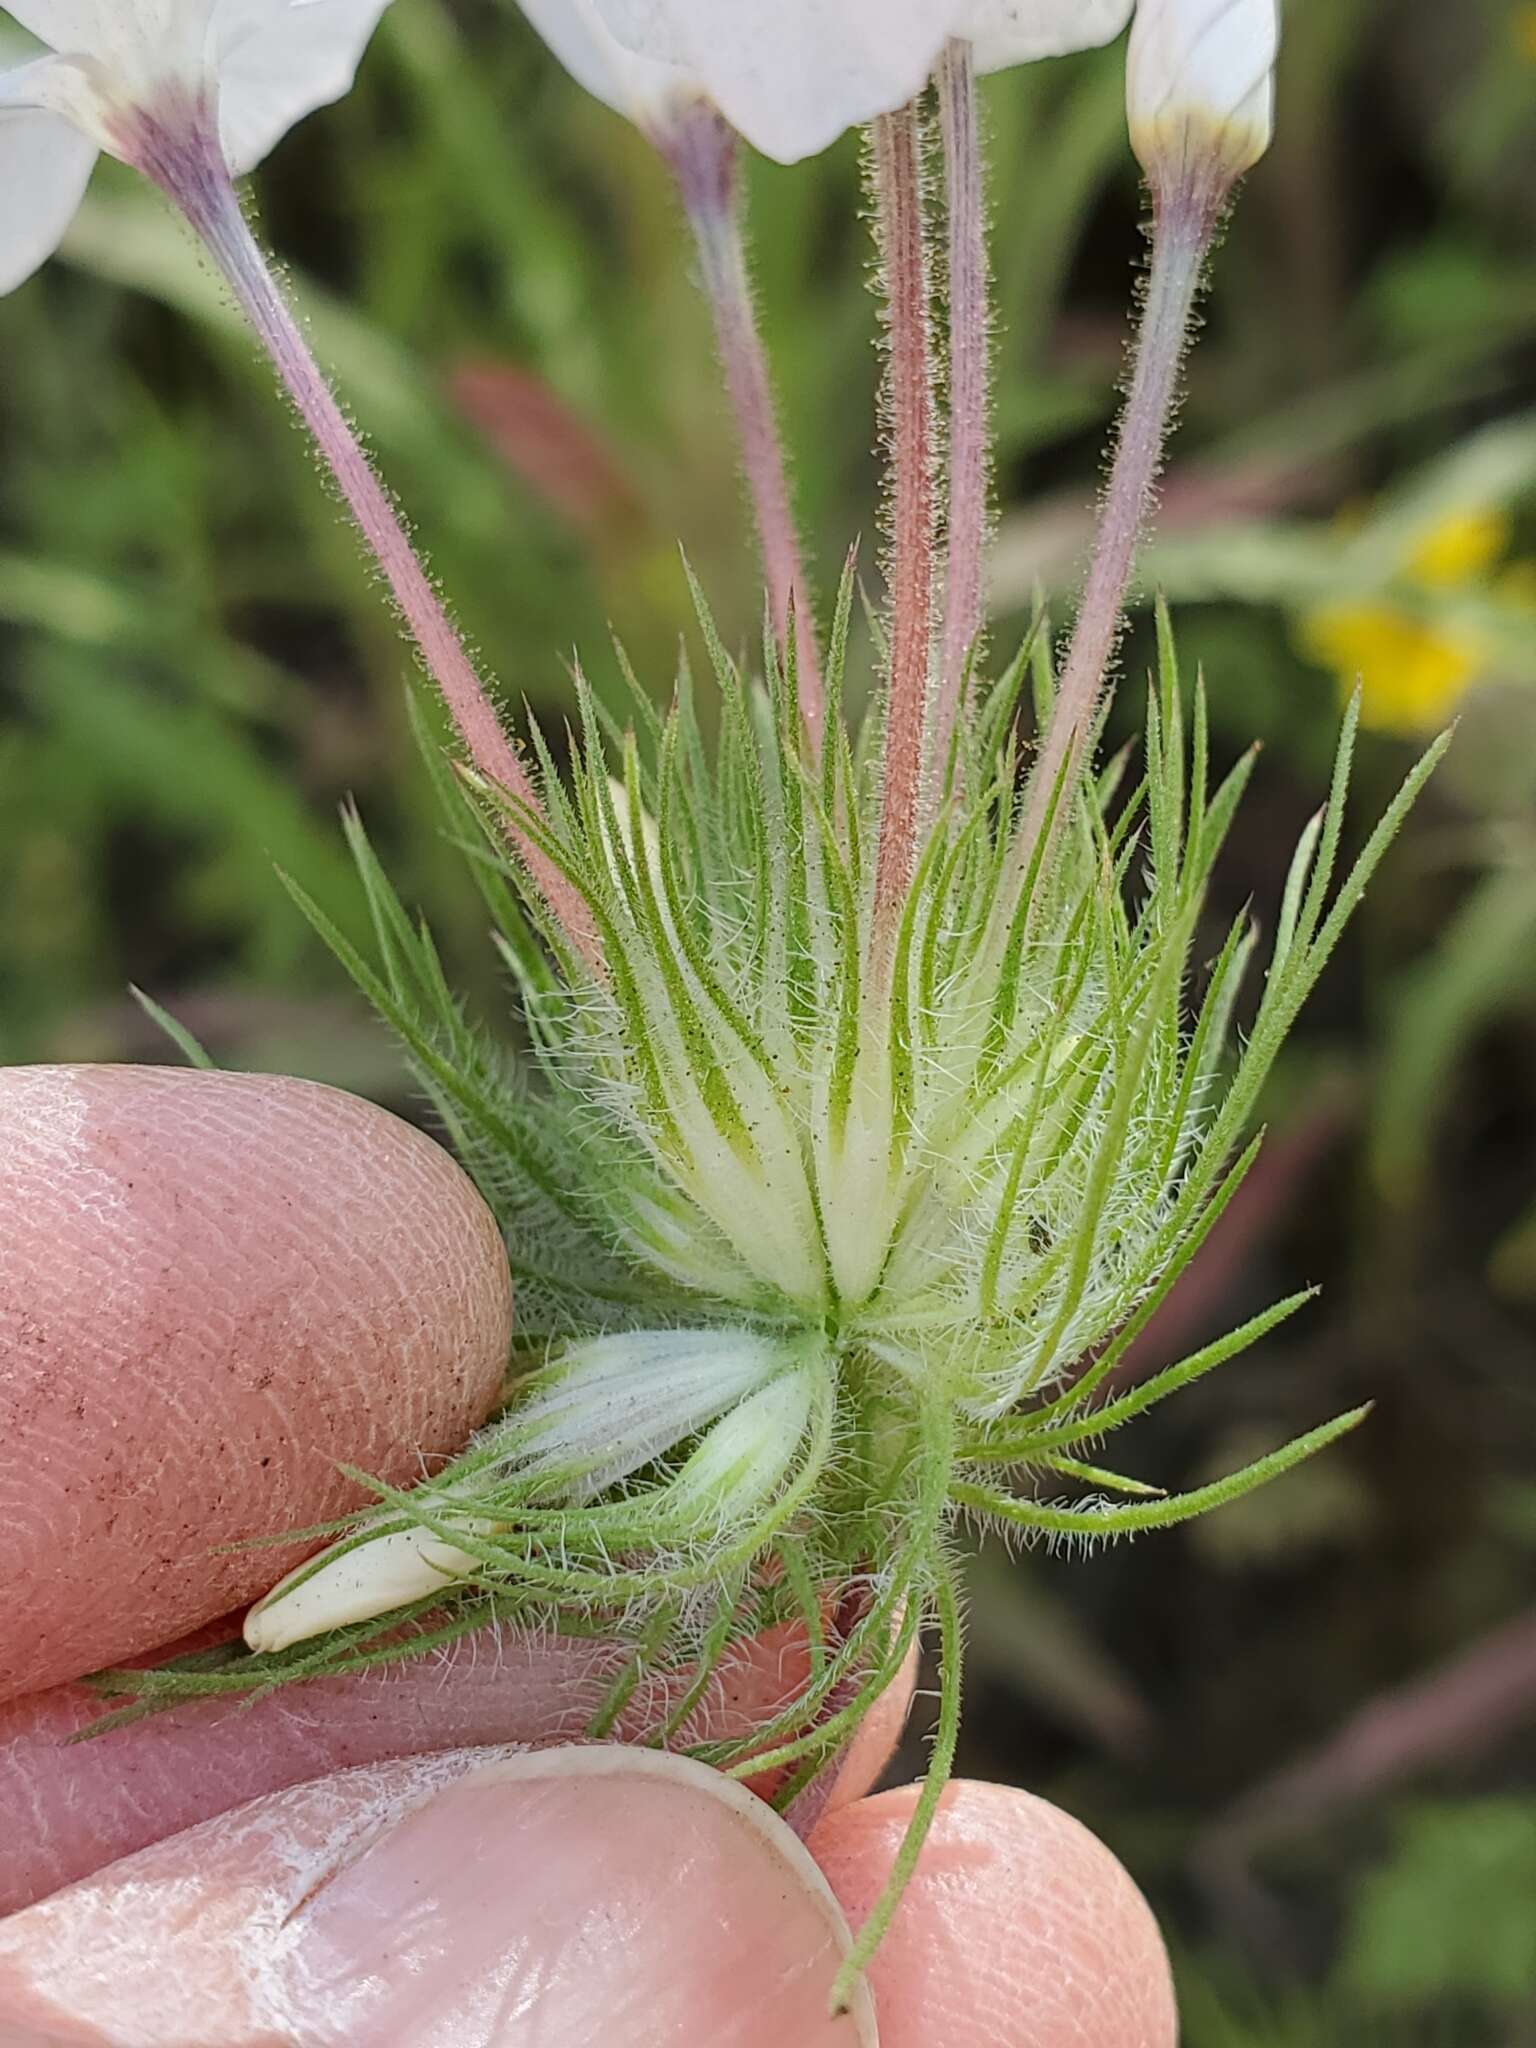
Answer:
[932, 37, 991, 793]
[515, 3, 826, 734]
[141, 108, 601, 970]
[661, 105, 825, 741]
[86, 0, 1448, 2004]
[1010, 186, 1211, 870]
[123, 588, 1439, 1995]
[869, 102, 939, 954]
[1012, 0, 1280, 881]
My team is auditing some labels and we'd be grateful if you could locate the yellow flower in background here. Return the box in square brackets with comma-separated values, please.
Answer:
[1515, 3, 1536, 62]
[1299, 507, 1521, 738]
[1408, 508, 1509, 588]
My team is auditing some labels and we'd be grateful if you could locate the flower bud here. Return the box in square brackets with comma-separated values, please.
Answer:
[667, 1369, 817, 1526]
[518, 1327, 791, 1493]
[244, 1523, 494, 1655]
[1126, 0, 1278, 195]
[241, 1327, 806, 1655]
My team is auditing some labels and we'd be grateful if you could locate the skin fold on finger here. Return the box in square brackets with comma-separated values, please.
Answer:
[0, 1746, 877, 2048]
[0, 1616, 824, 1914]
[810, 1780, 1179, 2048]
[0, 1065, 513, 1703]
[819, 1639, 920, 1819]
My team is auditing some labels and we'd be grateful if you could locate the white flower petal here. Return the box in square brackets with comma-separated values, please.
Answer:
[591, 0, 955, 162]
[1, 3, 136, 46]
[0, 47, 120, 151]
[0, 97, 95, 292]
[213, 0, 392, 172]
[955, 0, 1133, 72]
[4, 1, 215, 95]
[0, 2, 387, 174]
[517, 0, 697, 136]
[586, 0, 688, 66]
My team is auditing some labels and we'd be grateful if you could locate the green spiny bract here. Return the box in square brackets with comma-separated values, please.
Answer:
[106, 581, 1440, 1985]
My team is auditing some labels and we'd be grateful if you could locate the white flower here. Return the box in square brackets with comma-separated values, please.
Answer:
[0, 0, 393, 293]
[525, 0, 1133, 164]
[1127, 0, 1278, 185]
[581, 0, 952, 162]
[957, 0, 1133, 73]
[517, 0, 701, 143]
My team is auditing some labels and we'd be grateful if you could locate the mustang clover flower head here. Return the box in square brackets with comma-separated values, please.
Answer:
[0, 0, 393, 290]
[65, 0, 1446, 1999]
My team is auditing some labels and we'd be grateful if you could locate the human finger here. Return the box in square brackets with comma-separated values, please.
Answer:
[0, 1063, 512, 1703]
[818, 1637, 920, 1819]
[810, 1780, 1179, 2047]
[0, 1745, 878, 2047]
[0, 1614, 824, 1914]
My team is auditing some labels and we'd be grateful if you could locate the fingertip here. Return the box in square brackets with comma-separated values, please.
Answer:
[297, 1749, 878, 2046]
[810, 1780, 1178, 2048]
[0, 1065, 512, 1701]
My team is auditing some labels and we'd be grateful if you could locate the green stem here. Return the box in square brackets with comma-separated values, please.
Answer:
[830, 1556, 964, 2012]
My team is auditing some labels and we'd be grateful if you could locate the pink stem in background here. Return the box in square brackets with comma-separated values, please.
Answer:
[663, 108, 824, 747]
[144, 120, 601, 972]
[931, 39, 991, 801]
[1202, 1603, 1536, 1862]
[1010, 177, 1223, 885]
[869, 104, 938, 957]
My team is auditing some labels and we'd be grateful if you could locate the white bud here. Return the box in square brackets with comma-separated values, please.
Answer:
[668, 1369, 816, 1524]
[242, 1327, 802, 1654]
[242, 1333, 823, 1655]
[1127, 0, 1278, 190]
[244, 1522, 494, 1655]
[517, 1326, 791, 1493]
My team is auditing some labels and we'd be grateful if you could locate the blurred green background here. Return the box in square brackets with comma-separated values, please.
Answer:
[3, 0, 1535, 2037]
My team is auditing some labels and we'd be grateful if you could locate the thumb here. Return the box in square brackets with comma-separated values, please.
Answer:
[0, 1746, 876, 2048]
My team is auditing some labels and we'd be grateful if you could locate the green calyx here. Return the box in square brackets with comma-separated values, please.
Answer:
[98, 581, 1442, 1997]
